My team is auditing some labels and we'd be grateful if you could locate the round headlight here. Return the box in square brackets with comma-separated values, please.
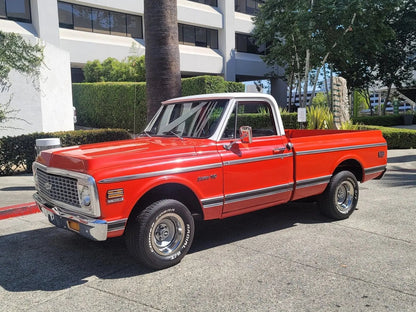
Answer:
[80, 186, 91, 207]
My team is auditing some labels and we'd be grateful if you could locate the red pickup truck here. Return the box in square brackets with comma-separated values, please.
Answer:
[33, 93, 387, 269]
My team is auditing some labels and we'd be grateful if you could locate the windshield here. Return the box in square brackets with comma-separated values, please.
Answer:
[145, 99, 229, 139]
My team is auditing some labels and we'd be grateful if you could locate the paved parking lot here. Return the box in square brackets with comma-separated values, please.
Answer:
[0, 150, 415, 311]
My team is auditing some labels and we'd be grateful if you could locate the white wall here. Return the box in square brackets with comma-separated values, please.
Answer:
[0, 17, 74, 137]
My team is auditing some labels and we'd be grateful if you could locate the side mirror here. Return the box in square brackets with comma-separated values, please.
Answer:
[239, 126, 252, 144]
[223, 126, 253, 151]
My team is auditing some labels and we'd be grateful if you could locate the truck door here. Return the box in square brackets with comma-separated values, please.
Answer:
[218, 100, 294, 216]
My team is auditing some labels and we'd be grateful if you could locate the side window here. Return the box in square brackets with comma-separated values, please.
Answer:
[221, 101, 277, 139]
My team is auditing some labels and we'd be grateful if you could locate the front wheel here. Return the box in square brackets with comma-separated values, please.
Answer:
[319, 171, 359, 220]
[125, 199, 195, 270]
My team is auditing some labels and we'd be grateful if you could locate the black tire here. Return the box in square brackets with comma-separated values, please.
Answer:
[319, 171, 359, 220]
[125, 199, 194, 270]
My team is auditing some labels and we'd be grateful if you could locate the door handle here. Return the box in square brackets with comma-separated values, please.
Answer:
[273, 146, 286, 154]
[273, 143, 293, 154]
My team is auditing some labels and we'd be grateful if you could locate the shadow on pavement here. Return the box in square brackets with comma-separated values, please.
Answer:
[381, 171, 416, 188]
[388, 154, 416, 164]
[0, 201, 327, 292]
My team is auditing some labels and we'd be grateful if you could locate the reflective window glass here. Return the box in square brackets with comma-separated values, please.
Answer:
[195, 27, 207, 47]
[183, 25, 195, 45]
[0, 0, 6, 18]
[58, 2, 73, 28]
[73, 5, 92, 32]
[92, 8, 110, 34]
[127, 15, 142, 38]
[110, 12, 126, 36]
[5, 0, 30, 22]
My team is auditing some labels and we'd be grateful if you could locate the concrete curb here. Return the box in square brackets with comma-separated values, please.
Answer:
[0, 202, 39, 220]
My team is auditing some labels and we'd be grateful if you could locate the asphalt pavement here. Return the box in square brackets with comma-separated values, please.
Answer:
[0, 148, 415, 311]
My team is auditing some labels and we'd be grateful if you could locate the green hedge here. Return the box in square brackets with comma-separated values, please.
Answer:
[352, 115, 403, 126]
[0, 129, 131, 176]
[281, 112, 299, 129]
[73, 82, 147, 133]
[73, 76, 245, 133]
[360, 125, 416, 149]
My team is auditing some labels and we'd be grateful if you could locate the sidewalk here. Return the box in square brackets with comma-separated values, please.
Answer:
[0, 174, 38, 220]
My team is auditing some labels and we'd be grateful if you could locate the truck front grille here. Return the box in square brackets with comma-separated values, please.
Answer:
[36, 169, 81, 208]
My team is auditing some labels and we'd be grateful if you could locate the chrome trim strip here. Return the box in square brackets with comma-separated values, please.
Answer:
[201, 196, 224, 209]
[296, 143, 387, 156]
[365, 165, 387, 175]
[296, 175, 332, 189]
[99, 162, 223, 184]
[224, 183, 294, 204]
[223, 153, 293, 166]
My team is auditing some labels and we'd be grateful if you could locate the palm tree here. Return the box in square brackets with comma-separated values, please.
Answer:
[144, 0, 181, 122]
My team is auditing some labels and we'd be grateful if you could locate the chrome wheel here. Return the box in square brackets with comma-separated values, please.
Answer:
[319, 171, 359, 220]
[335, 180, 355, 214]
[151, 213, 185, 257]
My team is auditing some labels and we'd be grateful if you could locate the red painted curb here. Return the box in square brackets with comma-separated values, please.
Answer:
[0, 202, 40, 220]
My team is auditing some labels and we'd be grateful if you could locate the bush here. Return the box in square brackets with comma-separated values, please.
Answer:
[0, 129, 131, 176]
[83, 56, 146, 82]
[73, 76, 245, 132]
[281, 112, 299, 129]
[307, 105, 334, 129]
[352, 115, 402, 126]
[73, 82, 148, 133]
[359, 125, 416, 149]
[182, 76, 244, 95]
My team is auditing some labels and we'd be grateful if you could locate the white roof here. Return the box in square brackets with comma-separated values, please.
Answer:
[162, 93, 276, 104]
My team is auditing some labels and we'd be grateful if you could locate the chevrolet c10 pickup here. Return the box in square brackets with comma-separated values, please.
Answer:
[33, 93, 387, 269]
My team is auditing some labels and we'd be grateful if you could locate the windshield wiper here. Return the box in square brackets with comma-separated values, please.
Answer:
[140, 130, 153, 137]
[163, 130, 184, 140]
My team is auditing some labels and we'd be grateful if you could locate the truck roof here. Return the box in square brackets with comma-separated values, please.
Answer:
[162, 92, 277, 105]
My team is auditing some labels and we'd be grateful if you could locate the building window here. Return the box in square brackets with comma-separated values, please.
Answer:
[235, 33, 265, 54]
[0, 0, 31, 23]
[178, 24, 218, 49]
[235, 0, 264, 15]
[58, 1, 143, 39]
[188, 0, 218, 7]
[73, 5, 92, 32]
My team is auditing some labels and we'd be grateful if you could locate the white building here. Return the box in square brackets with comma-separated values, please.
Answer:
[1, 0, 286, 136]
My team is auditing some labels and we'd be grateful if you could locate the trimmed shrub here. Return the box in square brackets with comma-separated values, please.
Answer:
[0, 129, 131, 175]
[352, 115, 402, 126]
[73, 76, 245, 132]
[281, 112, 299, 129]
[73, 82, 147, 133]
[359, 125, 416, 149]
[182, 76, 244, 95]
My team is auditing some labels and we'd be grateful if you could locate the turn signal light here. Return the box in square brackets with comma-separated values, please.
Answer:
[107, 188, 124, 203]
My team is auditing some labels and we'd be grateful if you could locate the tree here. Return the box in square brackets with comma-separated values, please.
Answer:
[144, 0, 181, 122]
[0, 31, 43, 126]
[374, 0, 416, 114]
[253, 0, 406, 108]
[83, 56, 146, 82]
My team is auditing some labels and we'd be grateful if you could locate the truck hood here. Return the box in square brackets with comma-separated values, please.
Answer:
[36, 138, 200, 174]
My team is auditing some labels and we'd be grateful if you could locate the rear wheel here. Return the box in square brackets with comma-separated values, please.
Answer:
[125, 199, 194, 270]
[319, 171, 359, 220]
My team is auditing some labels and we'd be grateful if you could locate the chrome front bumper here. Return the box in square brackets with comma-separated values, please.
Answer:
[33, 192, 108, 241]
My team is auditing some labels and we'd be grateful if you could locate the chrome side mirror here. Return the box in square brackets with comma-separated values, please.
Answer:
[223, 126, 253, 150]
[239, 126, 252, 144]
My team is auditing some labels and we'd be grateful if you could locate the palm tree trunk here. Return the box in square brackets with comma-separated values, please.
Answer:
[144, 0, 181, 122]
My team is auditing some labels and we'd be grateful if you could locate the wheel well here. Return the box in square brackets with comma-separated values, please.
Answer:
[333, 159, 363, 182]
[128, 183, 203, 222]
